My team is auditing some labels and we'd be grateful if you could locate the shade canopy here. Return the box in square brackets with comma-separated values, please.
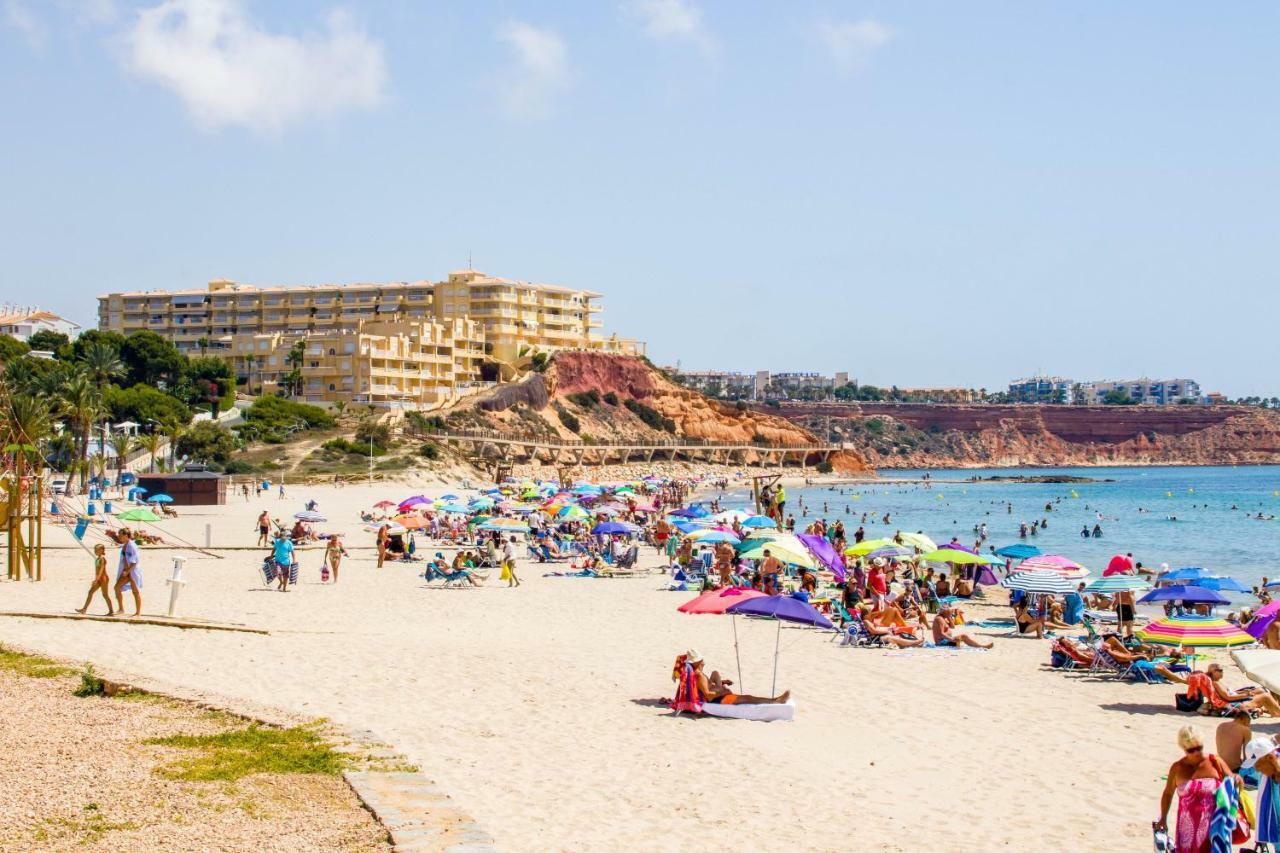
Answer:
[1232, 649, 1280, 692]
[1188, 577, 1248, 593]
[1138, 585, 1230, 605]
[1018, 555, 1088, 577]
[1000, 570, 1077, 595]
[726, 595, 834, 629]
[677, 587, 767, 615]
[1138, 616, 1255, 648]
[994, 544, 1042, 559]
[1245, 602, 1280, 641]
[1084, 576, 1151, 593]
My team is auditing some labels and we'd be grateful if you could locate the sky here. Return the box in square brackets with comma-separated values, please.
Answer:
[2, 1, 1278, 396]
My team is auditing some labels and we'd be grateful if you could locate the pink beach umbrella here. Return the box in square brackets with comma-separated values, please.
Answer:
[1019, 555, 1090, 579]
[678, 587, 767, 690]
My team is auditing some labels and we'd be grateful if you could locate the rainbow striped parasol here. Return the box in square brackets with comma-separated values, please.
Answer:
[1136, 616, 1256, 648]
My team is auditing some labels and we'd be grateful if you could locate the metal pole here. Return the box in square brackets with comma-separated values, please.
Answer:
[772, 619, 781, 696]
[732, 614, 744, 693]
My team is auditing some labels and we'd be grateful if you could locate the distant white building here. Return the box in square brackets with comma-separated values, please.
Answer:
[1008, 376, 1077, 404]
[0, 307, 80, 342]
[669, 368, 851, 400]
[1080, 378, 1201, 405]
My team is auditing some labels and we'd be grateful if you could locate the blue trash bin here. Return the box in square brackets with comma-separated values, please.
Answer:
[87, 501, 97, 516]
[104, 500, 113, 514]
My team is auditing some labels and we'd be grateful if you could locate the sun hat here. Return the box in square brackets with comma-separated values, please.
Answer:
[872, 557, 886, 568]
[685, 649, 702, 665]
[1243, 736, 1278, 770]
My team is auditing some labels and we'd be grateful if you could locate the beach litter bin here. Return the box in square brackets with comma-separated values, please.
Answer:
[104, 500, 113, 514]
[86, 501, 97, 516]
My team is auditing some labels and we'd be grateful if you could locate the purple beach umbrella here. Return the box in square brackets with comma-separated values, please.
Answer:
[727, 595, 834, 695]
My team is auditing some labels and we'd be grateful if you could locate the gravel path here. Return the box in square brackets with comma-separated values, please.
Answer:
[0, 662, 390, 851]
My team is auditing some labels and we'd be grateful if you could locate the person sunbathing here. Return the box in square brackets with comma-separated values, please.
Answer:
[860, 603, 925, 647]
[1190, 664, 1280, 717]
[932, 607, 993, 649]
[1013, 601, 1046, 638]
[953, 577, 974, 597]
[687, 652, 790, 705]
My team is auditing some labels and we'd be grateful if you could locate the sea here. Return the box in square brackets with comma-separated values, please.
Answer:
[713, 465, 1280, 597]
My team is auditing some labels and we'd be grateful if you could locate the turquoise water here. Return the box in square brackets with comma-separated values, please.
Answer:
[718, 465, 1280, 594]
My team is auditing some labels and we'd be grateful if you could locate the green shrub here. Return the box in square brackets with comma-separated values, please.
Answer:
[864, 419, 885, 435]
[602, 392, 619, 406]
[242, 396, 333, 443]
[74, 665, 104, 697]
[558, 409, 581, 433]
[624, 398, 675, 433]
[815, 460, 834, 474]
[354, 420, 391, 451]
[530, 352, 549, 372]
[418, 443, 440, 460]
[567, 390, 601, 409]
[176, 422, 237, 464]
[222, 460, 254, 475]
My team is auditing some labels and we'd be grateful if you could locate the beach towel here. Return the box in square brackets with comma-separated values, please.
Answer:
[1257, 777, 1280, 845]
[1210, 774, 1248, 850]
[669, 662, 703, 715]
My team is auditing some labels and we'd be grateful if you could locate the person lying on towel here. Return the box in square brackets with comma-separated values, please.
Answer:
[685, 650, 790, 706]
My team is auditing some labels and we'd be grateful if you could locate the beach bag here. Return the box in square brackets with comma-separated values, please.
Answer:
[1050, 649, 1068, 669]
[320, 564, 330, 583]
[1175, 692, 1204, 713]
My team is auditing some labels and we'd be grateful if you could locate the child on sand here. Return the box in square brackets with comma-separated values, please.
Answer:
[76, 543, 114, 616]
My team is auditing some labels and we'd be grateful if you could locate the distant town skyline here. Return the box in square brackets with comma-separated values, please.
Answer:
[3, 2, 1278, 396]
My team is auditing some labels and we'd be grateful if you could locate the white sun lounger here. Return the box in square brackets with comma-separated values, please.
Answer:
[702, 700, 795, 722]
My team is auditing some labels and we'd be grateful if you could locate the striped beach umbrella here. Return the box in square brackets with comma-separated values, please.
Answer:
[1137, 616, 1255, 648]
[1084, 576, 1152, 593]
[1000, 571, 1077, 595]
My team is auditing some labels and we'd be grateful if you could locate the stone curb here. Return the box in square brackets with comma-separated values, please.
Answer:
[344, 771, 496, 852]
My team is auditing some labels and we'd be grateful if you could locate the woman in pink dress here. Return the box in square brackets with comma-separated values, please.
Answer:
[1155, 726, 1233, 851]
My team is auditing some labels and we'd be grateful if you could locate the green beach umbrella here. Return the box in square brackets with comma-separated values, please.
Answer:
[921, 548, 988, 565]
[117, 508, 160, 522]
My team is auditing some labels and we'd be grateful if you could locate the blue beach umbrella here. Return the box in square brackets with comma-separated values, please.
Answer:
[1138, 585, 1230, 605]
[1188, 577, 1249, 594]
[741, 516, 778, 528]
[147, 494, 173, 503]
[591, 521, 632, 535]
[1160, 567, 1212, 582]
[994, 544, 1042, 559]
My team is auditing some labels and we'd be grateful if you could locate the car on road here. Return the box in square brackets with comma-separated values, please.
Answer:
[50, 479, 68, 495]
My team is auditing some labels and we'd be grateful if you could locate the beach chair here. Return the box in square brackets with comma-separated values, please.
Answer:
[615, 545, 639, 571]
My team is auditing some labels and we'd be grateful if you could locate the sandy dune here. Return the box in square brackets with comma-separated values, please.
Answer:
[0, 482, 1248, 851]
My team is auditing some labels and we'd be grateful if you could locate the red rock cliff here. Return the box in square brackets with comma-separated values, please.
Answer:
[764, 402, 1280, 468]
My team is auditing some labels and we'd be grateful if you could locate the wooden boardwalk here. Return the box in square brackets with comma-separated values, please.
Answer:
[408, 429, 840, 468]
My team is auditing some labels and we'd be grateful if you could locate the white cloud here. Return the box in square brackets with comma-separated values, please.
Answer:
[815, 18, 892, 73]
[124, 0, 388, 133]
[495, 20, 568, 119]
[61, 0, 119, 26]
[624, 0, 715, 55]
[4, 1, 45, 49]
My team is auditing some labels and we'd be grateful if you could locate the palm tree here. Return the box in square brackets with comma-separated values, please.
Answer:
[88, 452, 108, 482]
[108, 432, 134, 479]
[59, 370, 102, 488]
[1, 390, 52, 478]
[164, 421, 186, 469]
[139, 431, 164, 473]
[79, 341, 125, 389]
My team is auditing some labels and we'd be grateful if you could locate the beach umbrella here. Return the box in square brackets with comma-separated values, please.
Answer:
[677, 587, 767, 614]
[469, 496, 496, 508]
[294, 510, 326, 522]
[1138, 585, 1230, 605]
[437, 503, 472, 514]
[741, 515, 777, 529]
[712, 509, 751, 524]
[672, 521, 702, 535]
[864, 545, 916, 560]
[591, 521, 633, 535]
[439, 494, 459, 501]
[399, 495, 429, 509]
[1138, 616, 1255, 648]
[1160, 567, 1212, 583]
[558, 505, 590, 521]
[1232, 649, 1280, 691]
[1085, 576, 1152, 594]
[670, 506, 710, 519]
[147, 494, 174, 503]
[727, 595, 834, 695]
[737, 541, 815, 569]
[843, 538, 895, 556]
[117, 507, 160, 522]
[1189, 577, 1249, 593]
[480, 520, 530, 533]
[1104, 554, 1134, 576]
[896, 532, 937, 552]
[921, 548, 988, 565]
[687, 530, 740, 545]
[1018, 555, 1089, 579]
[994, 544, 1041, 559]
[373, 500, 397, 509]
[1001, 571, 1077, 595]
[393, 516, 428, 530]
[1244, 602, 1280, 641]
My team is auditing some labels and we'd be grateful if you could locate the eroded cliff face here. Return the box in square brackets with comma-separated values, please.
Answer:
[459, 353, 872, 474]
[772, 403, 1280, 468]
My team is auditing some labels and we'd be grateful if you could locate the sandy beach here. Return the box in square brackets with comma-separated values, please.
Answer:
[0, 479, 1253, 851]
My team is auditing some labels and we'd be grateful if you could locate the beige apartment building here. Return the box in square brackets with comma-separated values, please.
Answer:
[96, 269, 644, 411]
[226, 318, 485, 411]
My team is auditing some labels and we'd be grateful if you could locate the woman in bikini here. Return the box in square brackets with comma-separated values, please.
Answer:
[76, 543, 114, 616]
[325, 535, 348, 583]
[1155, 726, 1238, 851]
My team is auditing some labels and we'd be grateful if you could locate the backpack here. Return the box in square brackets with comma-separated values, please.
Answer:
[1174, 692, 1204, 713]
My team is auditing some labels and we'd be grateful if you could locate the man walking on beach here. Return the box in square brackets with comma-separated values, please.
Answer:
[113, 529, 142, 617]
[273, 532, 295, 592]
